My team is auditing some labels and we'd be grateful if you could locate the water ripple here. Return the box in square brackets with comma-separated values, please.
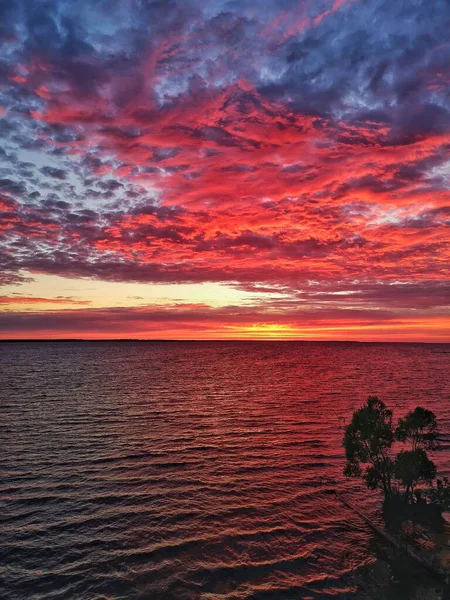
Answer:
[1, 341, 449, 599]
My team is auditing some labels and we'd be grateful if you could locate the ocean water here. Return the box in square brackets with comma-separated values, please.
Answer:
[1, 341, 449, 599]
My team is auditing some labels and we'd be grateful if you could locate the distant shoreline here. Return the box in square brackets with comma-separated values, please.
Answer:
[0, 339, 448, 344]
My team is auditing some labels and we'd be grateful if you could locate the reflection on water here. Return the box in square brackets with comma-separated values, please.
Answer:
[1, 341, 449, 599]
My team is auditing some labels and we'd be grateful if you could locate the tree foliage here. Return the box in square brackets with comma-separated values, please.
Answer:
[343, 397, 442, 505]
[343, 396, 394, 497]
[427, 477, 450, 512]
[396, 406, 440, 451]
[394, 449, 436, 499]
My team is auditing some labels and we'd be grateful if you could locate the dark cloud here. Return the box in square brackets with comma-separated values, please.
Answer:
[0, 178, 27, 196]
[40, 166, 68, 180]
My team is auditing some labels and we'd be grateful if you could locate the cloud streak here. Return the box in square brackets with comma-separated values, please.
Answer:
[0, 300, 447, 341]
[0, 295, 90, 306]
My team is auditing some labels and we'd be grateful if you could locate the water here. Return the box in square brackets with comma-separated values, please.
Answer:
[1, 341, 449, 599]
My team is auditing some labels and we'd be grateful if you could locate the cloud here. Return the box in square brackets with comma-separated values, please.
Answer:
[40, 166, 68, 180]
[0, 295, 91, 305]
[0, 0, 449, 338]
[0, 299, 447, 340]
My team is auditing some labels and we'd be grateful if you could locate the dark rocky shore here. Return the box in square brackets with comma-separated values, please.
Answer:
[341, 520, 450, 600]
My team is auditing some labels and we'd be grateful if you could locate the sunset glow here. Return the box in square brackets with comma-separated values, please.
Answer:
[0, 0, 449, 340]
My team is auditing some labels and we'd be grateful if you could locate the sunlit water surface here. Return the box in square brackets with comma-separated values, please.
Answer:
[1, 341, 449, 599]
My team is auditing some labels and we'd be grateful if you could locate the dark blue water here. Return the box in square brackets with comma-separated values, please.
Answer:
[1, 342, 449, 599]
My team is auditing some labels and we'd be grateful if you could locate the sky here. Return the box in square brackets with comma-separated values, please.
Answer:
[0, 0, 449, 341]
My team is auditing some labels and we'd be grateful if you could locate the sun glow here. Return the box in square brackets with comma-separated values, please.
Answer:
[233, 324, 301, 338]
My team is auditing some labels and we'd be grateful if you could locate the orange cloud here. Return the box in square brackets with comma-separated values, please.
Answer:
[0, 296, 91, 306]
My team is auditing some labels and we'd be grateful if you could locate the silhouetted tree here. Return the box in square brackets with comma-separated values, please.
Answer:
[343, 399, 446, 512]
[428, 477, 450, 512]
[394, 449, 436, 501]
[343, 396, 394, 499]
[396, 406, 440, 451]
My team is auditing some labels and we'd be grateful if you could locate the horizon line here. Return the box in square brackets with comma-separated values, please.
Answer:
[0, 338, 449, 344]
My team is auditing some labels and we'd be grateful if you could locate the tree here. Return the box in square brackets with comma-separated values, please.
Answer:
[396, 406, 440, 451]
[343, 396, 395, 499]
[343, 399, 445, 509]
[428, 477, 450, 512]
[394, 449, 436, 501]
[394, 407, 439, 502]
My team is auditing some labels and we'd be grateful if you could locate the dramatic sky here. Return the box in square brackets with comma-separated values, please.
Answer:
[0, 0, 449, 340]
